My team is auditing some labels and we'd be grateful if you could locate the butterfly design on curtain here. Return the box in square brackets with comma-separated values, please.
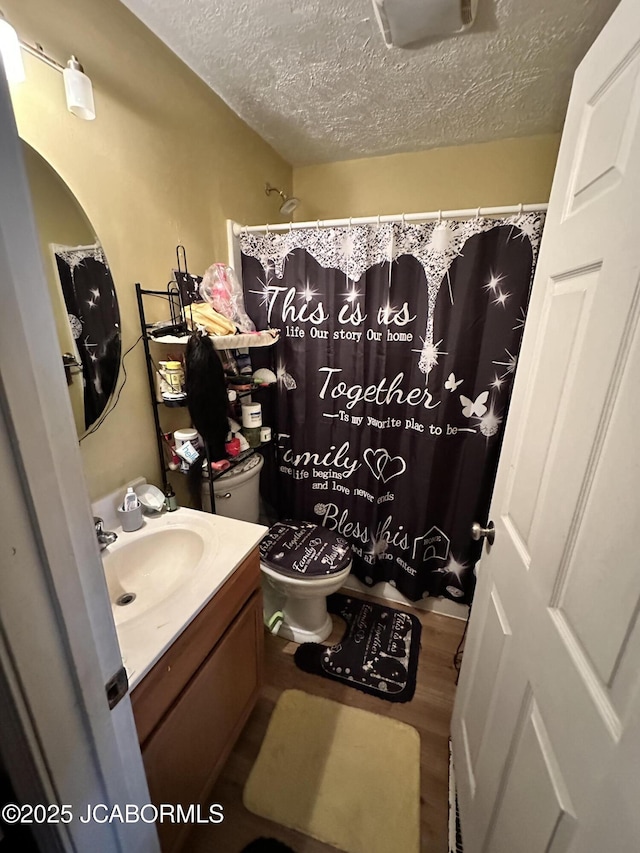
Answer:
[460, 391, 489, 418]
[444, 373, 463, 392]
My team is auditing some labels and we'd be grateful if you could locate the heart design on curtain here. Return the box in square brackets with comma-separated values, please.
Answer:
[363, 449, 407, 483]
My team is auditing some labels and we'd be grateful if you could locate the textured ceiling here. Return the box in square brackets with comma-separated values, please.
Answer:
[118, 0, 619, 166]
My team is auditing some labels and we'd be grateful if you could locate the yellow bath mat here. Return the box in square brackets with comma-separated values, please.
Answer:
[243, 689, 420, 853]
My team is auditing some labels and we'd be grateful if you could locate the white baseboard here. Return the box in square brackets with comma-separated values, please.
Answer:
[342, 576, 468, 621]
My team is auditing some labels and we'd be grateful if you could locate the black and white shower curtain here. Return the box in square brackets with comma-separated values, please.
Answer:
[241, 214, 545, 603]
[55, 244, 120, 430]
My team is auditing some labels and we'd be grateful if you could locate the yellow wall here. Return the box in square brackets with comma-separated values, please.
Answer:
[293, 135, 560, 221]
[22, 142, 95, 435]
[5, 0, 291, 500]
[6, 0, 561, 503]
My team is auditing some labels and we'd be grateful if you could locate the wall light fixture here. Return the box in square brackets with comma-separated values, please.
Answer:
[0, 10, 95, 120]
[0, 11, 24, 83]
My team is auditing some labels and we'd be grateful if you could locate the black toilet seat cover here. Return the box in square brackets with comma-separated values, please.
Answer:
[259, 521, 352, 579]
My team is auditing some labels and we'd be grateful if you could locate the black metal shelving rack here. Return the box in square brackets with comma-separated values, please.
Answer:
[135, 280, 222, 513]
[135, 281, 279, 516]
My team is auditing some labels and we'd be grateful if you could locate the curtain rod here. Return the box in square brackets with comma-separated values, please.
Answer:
[231, 203, 548, 236]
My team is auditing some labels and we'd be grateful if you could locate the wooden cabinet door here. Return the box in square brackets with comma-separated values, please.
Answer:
[142, 591, 263, 852]
[131, 548, 261, 746]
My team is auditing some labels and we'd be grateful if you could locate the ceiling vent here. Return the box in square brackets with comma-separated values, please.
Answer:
[372, 0, 478, 48]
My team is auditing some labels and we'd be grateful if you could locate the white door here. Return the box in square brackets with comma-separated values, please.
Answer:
[0, 61, 158, 852]
[451, 1, 640, 850]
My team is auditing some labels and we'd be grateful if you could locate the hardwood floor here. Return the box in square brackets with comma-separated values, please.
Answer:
[186, 592, 466, 853]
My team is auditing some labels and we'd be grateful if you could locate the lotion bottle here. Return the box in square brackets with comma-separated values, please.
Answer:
[123, 487, 139, 511]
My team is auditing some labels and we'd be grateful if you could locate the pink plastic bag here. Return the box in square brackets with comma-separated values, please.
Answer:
[200, 263, 255, 333]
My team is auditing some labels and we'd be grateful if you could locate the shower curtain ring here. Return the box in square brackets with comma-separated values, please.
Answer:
[265, 223, 270, 234]
[377, 214, 381, 227]
[475, 207, 481, 220]
[437, 210, 442, 224]
[518, 203, 524, 216]
[401, 213, 406, 226]
[349, 217, 353, 229]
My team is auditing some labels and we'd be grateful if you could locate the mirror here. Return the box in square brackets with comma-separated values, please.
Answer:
[22, 141, 121, 437]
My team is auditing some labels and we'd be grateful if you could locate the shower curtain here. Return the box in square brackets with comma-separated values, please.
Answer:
[240, 214, 545, 603]
[55, 244, 120, 430]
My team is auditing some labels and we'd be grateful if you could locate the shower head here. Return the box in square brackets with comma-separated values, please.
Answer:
[265, 183, 300, 216]
[279, 195, 300, 215]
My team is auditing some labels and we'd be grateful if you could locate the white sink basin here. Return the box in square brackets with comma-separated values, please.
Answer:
[103, 526, 206, 626]
[98, 506, 268, 687]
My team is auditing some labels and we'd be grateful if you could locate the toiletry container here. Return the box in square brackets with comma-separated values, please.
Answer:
[241, 402, 262, 428]
[241, 426, 262, 448]
[174, 428, 199, 451]
[116, 487, 144, 531]
[260, 426, 272, 443]
[202, 453, 263, 521]
[160, 361, 184, 393]
[164, 484, 178, 512]
[174, 428, 200, 473]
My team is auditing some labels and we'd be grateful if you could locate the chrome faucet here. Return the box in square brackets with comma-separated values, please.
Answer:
[94, 517, 117, 551]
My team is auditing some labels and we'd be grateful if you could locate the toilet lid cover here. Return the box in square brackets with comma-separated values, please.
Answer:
[259, 521, 352, 578]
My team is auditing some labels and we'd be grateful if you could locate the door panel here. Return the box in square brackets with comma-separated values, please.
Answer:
[485, 694, 576, 853]
[505, 268, 599, 547]
[558, 308, 640, 686]
[530, 257, 639, 600]
[462, 586, 512, 777]
[452, 2, 640, 850]
[566, 48, 640, 216]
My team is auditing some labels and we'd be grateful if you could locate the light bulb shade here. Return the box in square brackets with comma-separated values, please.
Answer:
[63, 65, 95, 120]
[0, 17, 25, 83]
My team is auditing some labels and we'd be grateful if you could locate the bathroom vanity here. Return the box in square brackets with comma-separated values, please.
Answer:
[96, 499, 267, 852]
[131, 545, 262, 851]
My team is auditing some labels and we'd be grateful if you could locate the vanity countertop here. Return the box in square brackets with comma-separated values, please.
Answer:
[100, 507, 267, 690]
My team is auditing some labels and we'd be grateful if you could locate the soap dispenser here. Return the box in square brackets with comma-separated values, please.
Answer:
[164, 484, 178, 512]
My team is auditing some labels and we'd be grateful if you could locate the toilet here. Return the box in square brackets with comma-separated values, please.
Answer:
[201, 453, 264, 521]
[204, 454, 352, 643]
[259, 520, 352, 643]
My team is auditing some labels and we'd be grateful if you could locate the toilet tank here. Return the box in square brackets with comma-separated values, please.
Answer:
[201, 453, 264, 522]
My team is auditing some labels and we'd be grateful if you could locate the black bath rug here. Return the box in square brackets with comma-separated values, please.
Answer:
[241, 839, 297, 853]
[294, 593, 421, 702]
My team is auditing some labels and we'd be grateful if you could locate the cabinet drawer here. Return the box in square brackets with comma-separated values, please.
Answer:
[142, 591, 262, 852]
[131, 547, 260, 745]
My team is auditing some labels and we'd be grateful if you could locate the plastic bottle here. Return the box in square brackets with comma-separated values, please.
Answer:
[123, 487, 139, 511]
[164, 484, 178, 512]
